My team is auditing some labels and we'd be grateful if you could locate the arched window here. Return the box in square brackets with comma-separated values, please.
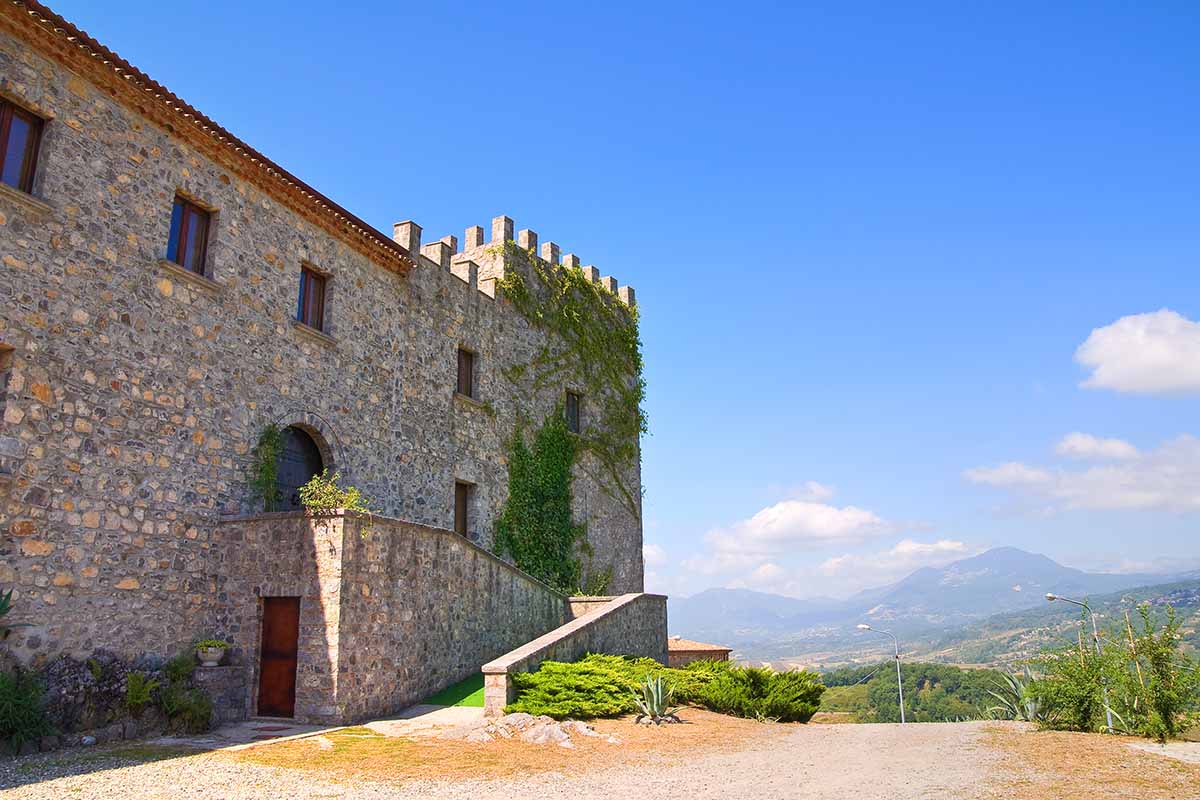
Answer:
[276, 426, 324, 511]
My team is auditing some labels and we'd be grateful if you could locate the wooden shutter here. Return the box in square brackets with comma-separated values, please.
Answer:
[454, 482, 469, 537]
[0, 101, 43, 193]
[298, 267, 326, 330]
[457, 349, 473, 397]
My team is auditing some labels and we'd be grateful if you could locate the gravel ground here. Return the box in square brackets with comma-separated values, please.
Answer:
[0, 721, 1006, 800]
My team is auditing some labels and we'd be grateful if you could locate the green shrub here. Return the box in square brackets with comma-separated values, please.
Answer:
[1027, 606, 1200, 740]
[159, 682, 211, 733]
[507, 656, 647, 718]
[0, 670, 52, 749]
[125, 671, 160, 718]
[690, 666, 823, 722]
[507, 654, 824, 723]
[1129, 607, 1199, 742]
[164, 652, 196, 684]
[1027, 642, 1111, 733]
[156, 649, 212, 733]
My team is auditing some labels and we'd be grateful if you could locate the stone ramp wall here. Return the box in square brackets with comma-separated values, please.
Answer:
[481, 592, 668, 716]
[213, 511, 568, 725]
[334, 514, 567, 722]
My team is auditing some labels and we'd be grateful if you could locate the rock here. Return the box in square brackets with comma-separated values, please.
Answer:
[18, 741, 37, 756]
[80, 735, 97, 746]
[497, 712, 534, 730]
[605, 735, 621, 745]
[520, 723, 570, 745]
[562, 720, 599, 737]
[465, 729, 494, 744]
[558, 738, 574, 749]
[38, 735, 59, 752]
[123, 719, 140, 740]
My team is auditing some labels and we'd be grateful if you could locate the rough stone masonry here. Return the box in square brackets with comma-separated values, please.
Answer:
[0, 1, 661, 723]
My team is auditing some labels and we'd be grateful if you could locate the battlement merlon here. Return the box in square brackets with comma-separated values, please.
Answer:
[391, 214, 637, 309]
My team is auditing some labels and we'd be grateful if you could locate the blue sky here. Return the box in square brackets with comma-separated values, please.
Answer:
[55, 0, 1200, 597]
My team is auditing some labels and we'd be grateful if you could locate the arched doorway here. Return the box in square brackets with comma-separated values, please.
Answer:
[276, 426, 324, 511]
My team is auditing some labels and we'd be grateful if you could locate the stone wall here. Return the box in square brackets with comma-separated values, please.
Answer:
[481, 593, 668, 716]
[0, 17, 643, 670]
[211, 511, 568, 725]
[567, 596, 618, 619]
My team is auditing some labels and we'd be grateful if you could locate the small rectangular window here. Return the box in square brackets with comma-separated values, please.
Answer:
[565, 391, 582, 434]
[456, 348, 474, 397]
[165, 196, 211, 275]
[454, 481, 471, 537]
[0, 100, 42, 193]
[296, 266, 327, 331]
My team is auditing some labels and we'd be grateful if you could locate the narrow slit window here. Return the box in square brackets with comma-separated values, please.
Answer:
[296, 266, 327, 331]
[0, 347, 12, 422]
[165, 196, 211, 275]
[565, 391, 582, 434]
[0, 100, 43, 193]
[454, 481, 471, 537]
[456, 348, 474, 397]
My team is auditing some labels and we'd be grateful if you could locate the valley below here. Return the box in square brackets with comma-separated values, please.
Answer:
[668, 547, 1200, 669]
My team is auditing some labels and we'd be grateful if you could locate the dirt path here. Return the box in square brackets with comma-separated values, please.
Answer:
[3, 717, 1197, 799]
[0, 719, 1003, 800]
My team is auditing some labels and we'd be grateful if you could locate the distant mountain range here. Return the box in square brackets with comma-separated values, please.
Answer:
[668, 547, 1195, 666]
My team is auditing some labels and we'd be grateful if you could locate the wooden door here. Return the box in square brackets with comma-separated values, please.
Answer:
[257, 597, 301, 718]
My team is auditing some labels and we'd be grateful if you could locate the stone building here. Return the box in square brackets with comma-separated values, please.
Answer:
[0, 1, 662, 724]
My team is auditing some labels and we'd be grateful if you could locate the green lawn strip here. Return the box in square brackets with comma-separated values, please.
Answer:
[422, 673, 485, 707]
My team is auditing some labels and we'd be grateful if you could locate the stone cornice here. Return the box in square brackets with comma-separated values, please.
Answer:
[0, 0, 415, 275]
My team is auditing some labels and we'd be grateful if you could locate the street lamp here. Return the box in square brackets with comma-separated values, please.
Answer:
[1046, 592, 1113, 733]
[857, 623, 905, 724]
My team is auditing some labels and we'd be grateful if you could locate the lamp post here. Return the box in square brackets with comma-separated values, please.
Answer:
[1046, 592, 1113, 733]
[857, 623, 905, 724]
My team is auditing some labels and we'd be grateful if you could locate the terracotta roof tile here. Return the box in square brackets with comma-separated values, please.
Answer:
[668, 636, 732, 652]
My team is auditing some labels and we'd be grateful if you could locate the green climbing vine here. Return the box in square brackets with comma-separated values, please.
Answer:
[494, 242, 647, 521]
[250, 423, 284, 512]
[298, 469, 375, 536]
[494, 410, 586, 593]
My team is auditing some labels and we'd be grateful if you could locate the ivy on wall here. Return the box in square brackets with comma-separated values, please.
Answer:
[491, 243, 647, 593]
[495, 243, 647, 521]
[249, 424, 283, 512]
[494, 411, 586, 593]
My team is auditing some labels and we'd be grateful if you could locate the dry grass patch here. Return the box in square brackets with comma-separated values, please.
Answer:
[982, 724, 1200, 800]
[225, 709, 786, 783]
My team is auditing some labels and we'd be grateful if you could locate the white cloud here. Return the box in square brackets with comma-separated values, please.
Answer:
[642, 543, 668, 568]
[1076, 309, 1200, 395]
[680, 488, 890, 585]
[691, 499, 886, 570]
[963, 462, 1051, 487]
[966, 434, 1200, 512]
[819, 539, 969, 579]
[1055, 432, 1139, 461]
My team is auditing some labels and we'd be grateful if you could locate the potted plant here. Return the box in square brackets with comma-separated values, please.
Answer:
[194, 639, 231, 667]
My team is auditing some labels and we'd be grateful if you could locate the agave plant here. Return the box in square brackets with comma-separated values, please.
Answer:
[0, 587, 32, 640]
[987, 666, 1042, 722]
[632, 674, 681, 725]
